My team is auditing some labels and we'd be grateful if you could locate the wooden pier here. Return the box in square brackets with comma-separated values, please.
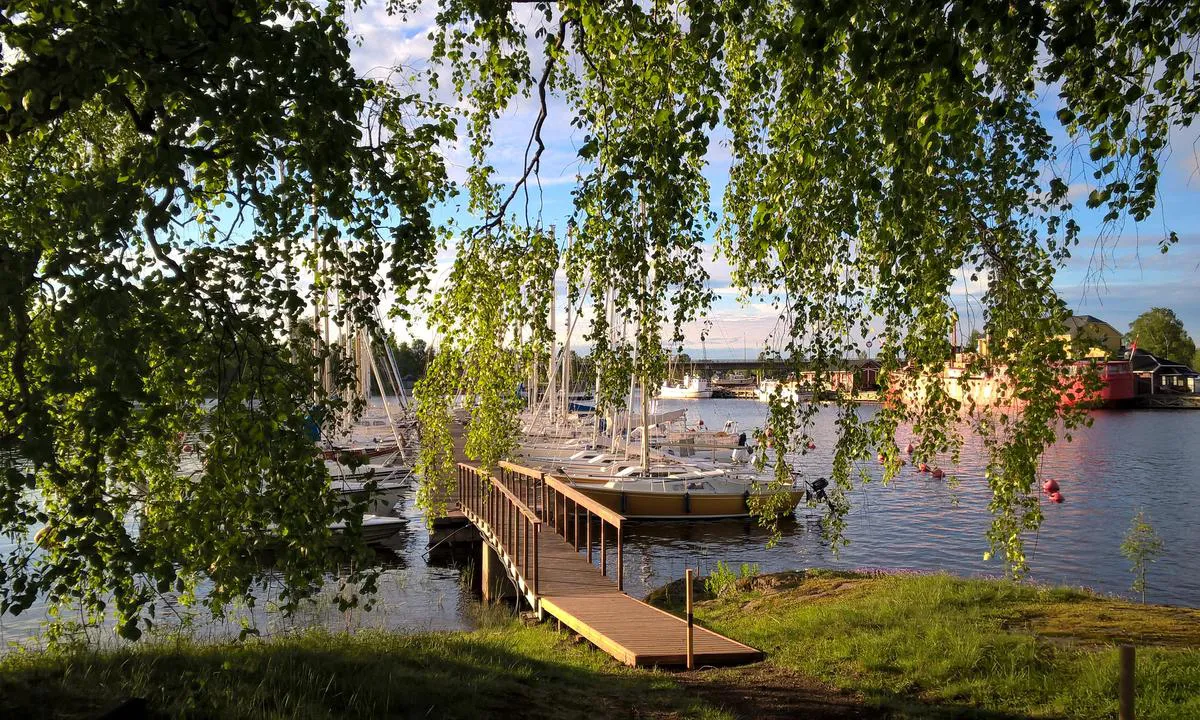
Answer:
[457, 461, 762, 667]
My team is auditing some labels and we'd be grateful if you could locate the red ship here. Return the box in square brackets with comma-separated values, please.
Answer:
[1060, 359, 1136, 408]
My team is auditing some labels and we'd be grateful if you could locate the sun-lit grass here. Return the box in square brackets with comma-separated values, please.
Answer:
[651, 569, 1200, 719]
[0, 618, 730, 720]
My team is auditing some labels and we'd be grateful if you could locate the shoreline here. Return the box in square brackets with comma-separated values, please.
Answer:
[4, 569, 1197, 719]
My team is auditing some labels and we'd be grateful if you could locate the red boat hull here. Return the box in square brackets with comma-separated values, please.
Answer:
[1061, 361, 1136, 408]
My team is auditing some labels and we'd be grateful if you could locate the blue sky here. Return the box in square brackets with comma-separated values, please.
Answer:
[347, 4, 1200, 358]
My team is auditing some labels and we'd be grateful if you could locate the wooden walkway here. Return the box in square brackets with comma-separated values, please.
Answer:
[458, 462, 762, 667]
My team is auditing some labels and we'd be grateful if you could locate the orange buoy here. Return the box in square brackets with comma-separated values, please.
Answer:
[931, 467, 945, 479]
[1049, 491, 1064, 503]
[1042, 479, 1059, 493]
[877, 452, 886, 463]
[918, 462, 929, 472]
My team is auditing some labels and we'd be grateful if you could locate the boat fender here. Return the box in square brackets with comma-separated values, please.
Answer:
[1049, 491, 1064, 503]
[620, 492, 627, 514]
[1042, 479, 1059, 493]
[743, 490, 751, 512]
[684, 492, 691, 514]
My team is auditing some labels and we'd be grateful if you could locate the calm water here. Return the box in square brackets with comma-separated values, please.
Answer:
[623, 401, 1200, 606]
[3, 401, 1198, 644]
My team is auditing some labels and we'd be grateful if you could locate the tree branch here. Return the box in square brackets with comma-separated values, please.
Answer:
[474, 17, 568, 236]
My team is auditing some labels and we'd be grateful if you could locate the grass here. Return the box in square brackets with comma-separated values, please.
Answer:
[5, 570, 1198, 719]
[649, 569, 1200, 719]
[0, 616, 729, 719]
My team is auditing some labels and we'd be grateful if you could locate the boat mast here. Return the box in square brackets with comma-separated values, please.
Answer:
[562, 299, 571, 421]
[547, 281, 557, 427]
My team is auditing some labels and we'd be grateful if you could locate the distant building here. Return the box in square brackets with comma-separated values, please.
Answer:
[1059, 315, 1123, 359]
[797, 358, 880, 393]
[1129, 349, 1200, 395]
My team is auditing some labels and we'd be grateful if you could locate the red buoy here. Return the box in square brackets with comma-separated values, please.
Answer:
[905, 443, 914, 454]
[1042, 479, 1059, 493]
[931, 467, 945, 479]
[807, 441, 817, 450]
[1049, 491, 1064, 503]
[877, 452, 886, 463]
[183, 444, 193, 453]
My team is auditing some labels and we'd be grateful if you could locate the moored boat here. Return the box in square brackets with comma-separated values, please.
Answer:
[558, 474, 807, 519]
[658, 374, 713, 399]
[1060, 359, 1136, 408]
[330, 514, 405, 543]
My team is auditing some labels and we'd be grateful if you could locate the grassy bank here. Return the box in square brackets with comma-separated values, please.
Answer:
[649, 570, 1200, 719]
[5, 571, 1198, 719]
[0, 622, 726, 719]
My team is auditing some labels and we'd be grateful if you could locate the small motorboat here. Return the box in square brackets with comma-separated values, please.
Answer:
[330, 514, 405, 544]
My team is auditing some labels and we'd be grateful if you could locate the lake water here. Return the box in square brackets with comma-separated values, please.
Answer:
[3, 401, 1198, 644]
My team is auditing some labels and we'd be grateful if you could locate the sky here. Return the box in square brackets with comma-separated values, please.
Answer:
[345, 3, 1200, 359]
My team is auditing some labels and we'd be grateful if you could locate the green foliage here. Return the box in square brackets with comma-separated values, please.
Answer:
[1, 0, 449, 639]
[1121, 510, 1166, 604]
[378, 337, 430, 386]
[417, 0, 1200, 577]
[1127, 308, 1197, 363]
[702, 561, 761, 598]
[703, 561, 738, 598]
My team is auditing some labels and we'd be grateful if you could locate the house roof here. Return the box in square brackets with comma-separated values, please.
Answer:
[1129, 348, 1199, 376]
[1063, 315, 1119, 336]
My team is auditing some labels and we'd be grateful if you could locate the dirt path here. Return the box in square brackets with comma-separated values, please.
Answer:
[675, 663, 879, 719]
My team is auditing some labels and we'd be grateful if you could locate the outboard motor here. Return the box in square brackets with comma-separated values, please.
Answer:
[808, 477, 829, 502]
[738, 432, 747, 447]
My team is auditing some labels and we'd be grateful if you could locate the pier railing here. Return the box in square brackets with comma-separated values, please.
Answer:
[460, 461, 626, 593]
[542, 473, 625, 591]
[459, 464, 541, 596]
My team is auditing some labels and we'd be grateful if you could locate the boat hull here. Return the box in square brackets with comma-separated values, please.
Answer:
[571, 485, 806, 519]
[1061, 360, 1137, 408]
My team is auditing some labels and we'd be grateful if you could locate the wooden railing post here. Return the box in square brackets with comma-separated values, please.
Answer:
[616, 524, 623, 591]
[533, 522, 540, 596]
[573, 500, 580, 552]
[1120, 645, 1135, 720]
[685, 568, 695, 670]
[587, 509, 593, 564]
[600, 521, 607, 577]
